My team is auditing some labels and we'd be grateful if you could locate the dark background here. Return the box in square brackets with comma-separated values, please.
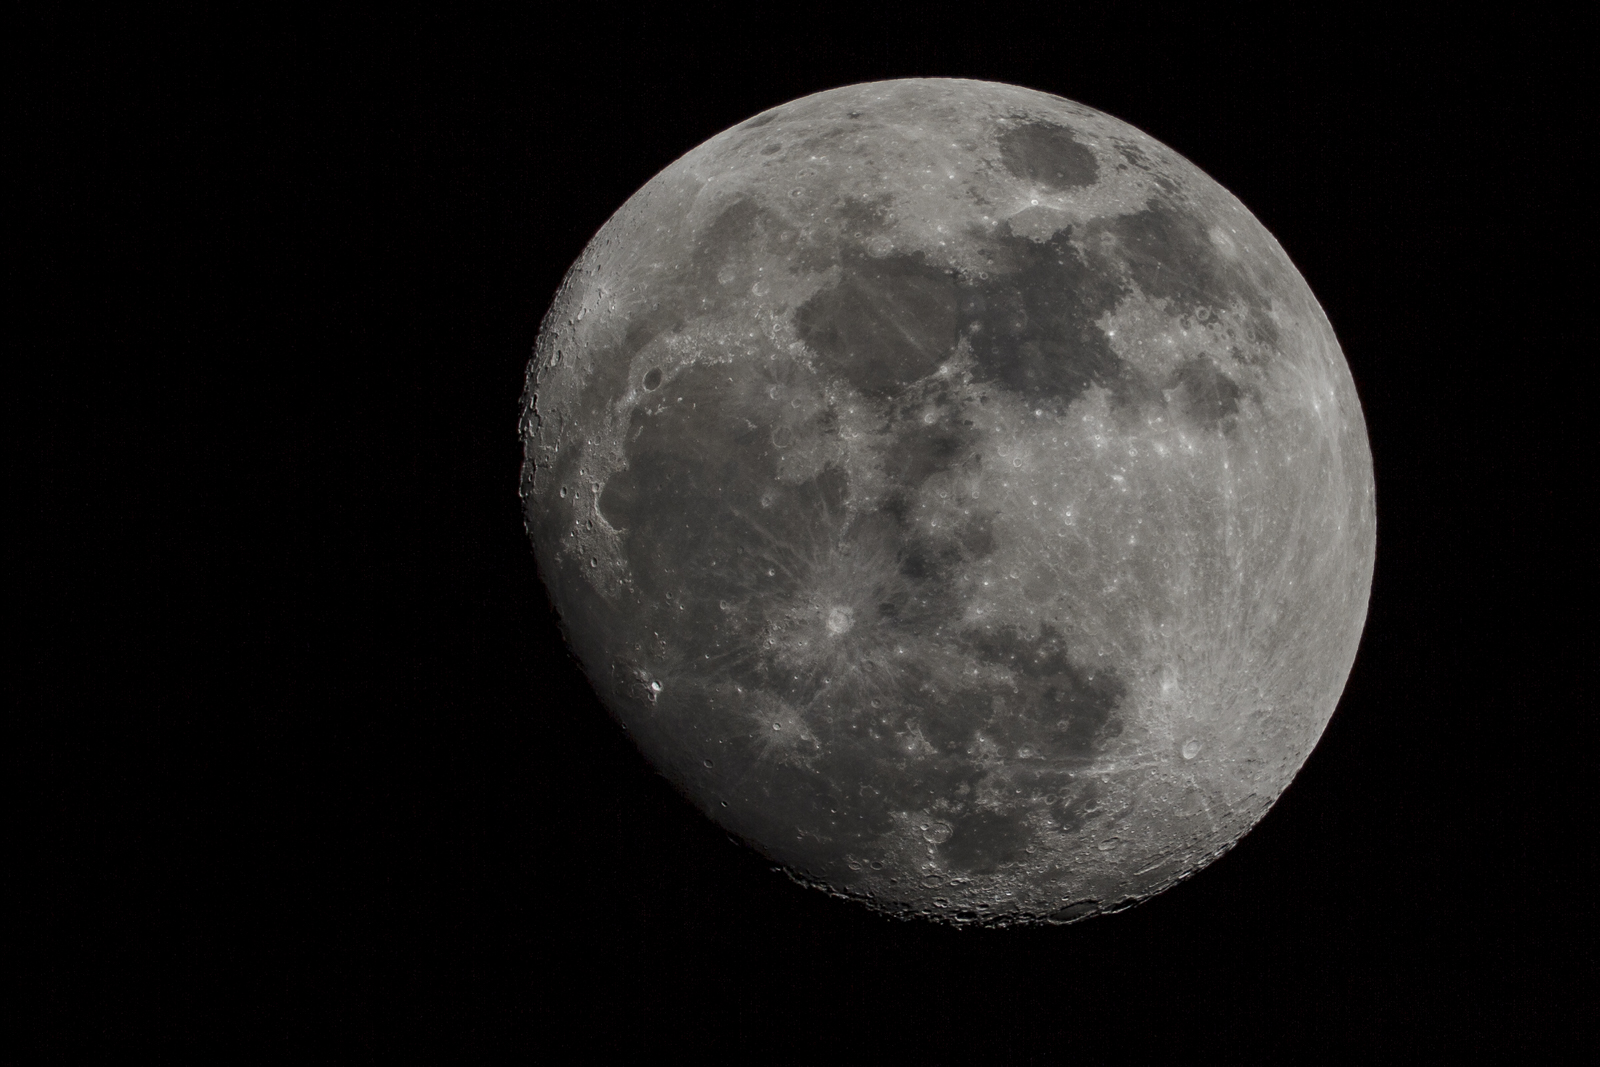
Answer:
[24, 9, 1584, 1062]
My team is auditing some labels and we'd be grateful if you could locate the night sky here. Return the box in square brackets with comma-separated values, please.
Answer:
[18, 9, 1584, 1062]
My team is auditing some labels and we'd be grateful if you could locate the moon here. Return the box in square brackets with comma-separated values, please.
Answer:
[521, 79, 1374, 925]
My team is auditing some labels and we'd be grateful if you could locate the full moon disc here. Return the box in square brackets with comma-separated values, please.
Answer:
[521, 79, 1374, 925]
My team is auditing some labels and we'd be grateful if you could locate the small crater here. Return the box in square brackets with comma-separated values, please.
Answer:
[825, 605, 854, 636]
[643, 367, 662, 391]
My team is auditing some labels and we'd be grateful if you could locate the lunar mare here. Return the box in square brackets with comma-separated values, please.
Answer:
[521, 79, 1374, 924]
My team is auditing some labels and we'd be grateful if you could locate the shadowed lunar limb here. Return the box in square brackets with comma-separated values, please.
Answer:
[523, 79, 1374, 925]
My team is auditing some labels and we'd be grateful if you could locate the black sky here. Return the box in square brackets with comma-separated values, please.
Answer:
[20, 9, 1584, 1062]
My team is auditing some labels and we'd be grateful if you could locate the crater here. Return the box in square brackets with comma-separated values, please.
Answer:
[1166, 354, 1244, 431]
[998, 120, 1099, 191]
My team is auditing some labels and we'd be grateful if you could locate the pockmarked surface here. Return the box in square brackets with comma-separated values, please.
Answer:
[522, 79, 1374, 924]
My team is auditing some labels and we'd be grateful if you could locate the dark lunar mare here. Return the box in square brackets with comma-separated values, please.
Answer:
[791, 189, 1261, 424]
[998, 120, 1100, 192]
[794, 250, 960, 400]
[960, 226, 1132, 412]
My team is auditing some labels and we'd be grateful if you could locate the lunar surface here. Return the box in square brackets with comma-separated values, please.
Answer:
[521, 79, 1374, 925]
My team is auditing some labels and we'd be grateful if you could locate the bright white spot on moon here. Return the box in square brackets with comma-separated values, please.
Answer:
[826, 606, 854, 635]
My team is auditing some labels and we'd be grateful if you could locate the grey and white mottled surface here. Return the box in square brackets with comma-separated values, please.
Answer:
[521, 78, 1374, 925]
